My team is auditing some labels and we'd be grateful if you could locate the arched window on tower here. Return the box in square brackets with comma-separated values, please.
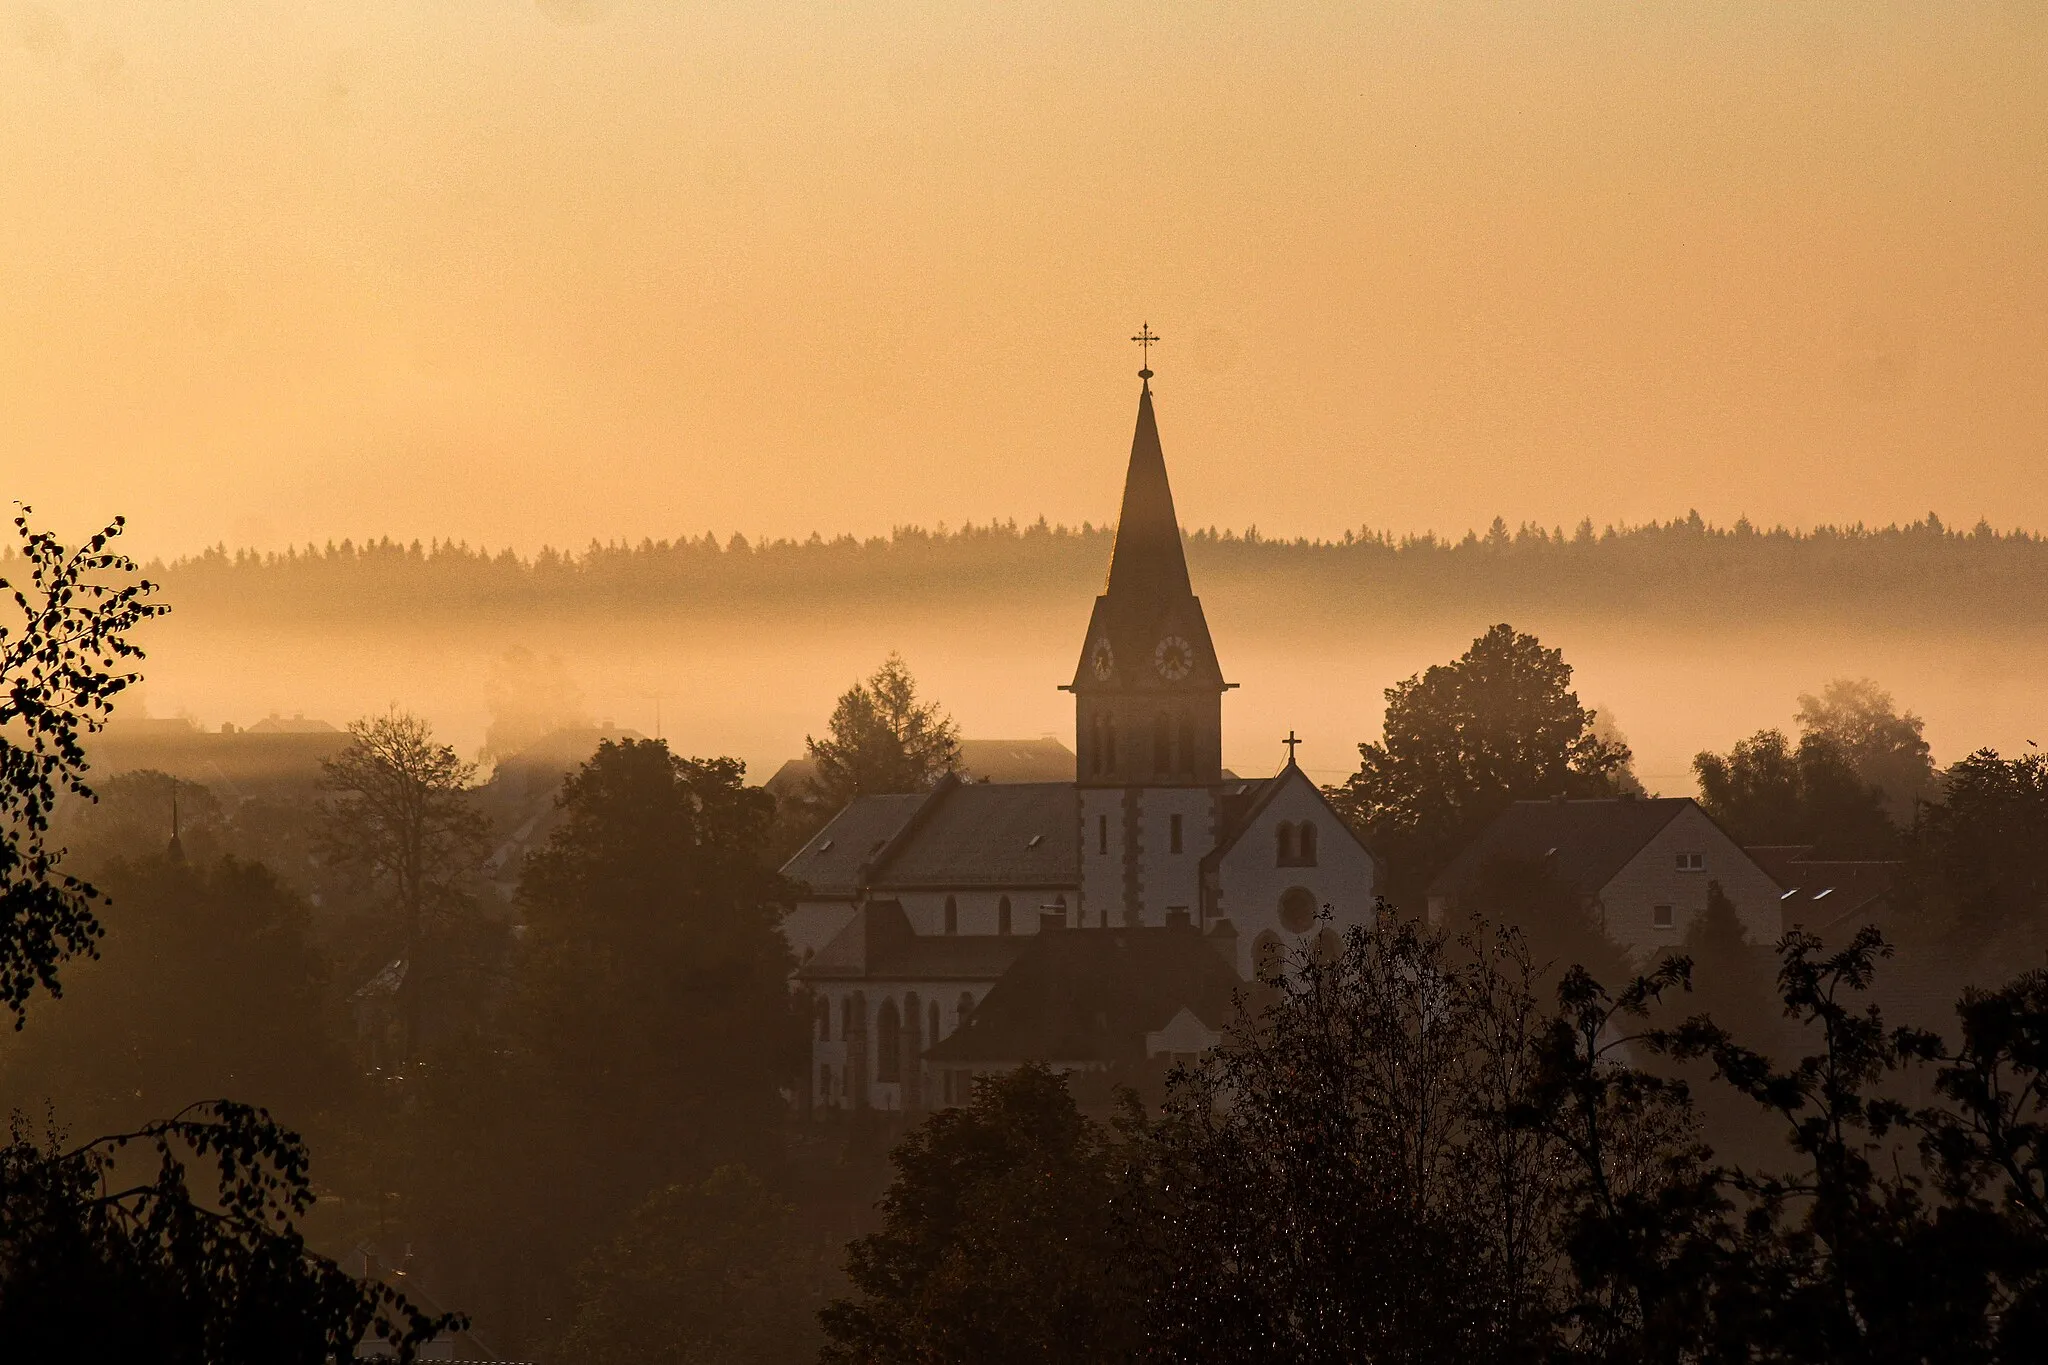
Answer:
[944, 895, 958, 935]
[1299, 822, 1319, 866]
[998, 895, 1012, 935]
[1104, 715, 1117, 771]
[1089, 714, 1104, 776]
[1275, 822, 1296, 865]
[1177, 715, 1197, 774]
[1153, 714, 1172, 775]
[876, 1000, 902, 1083]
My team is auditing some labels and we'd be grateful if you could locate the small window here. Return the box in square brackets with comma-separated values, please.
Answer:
[1299, 822, 1318, 866]
[1676, 852, 1705, 873]
[1170, 813, 1183, 854]
[1098, 814, 1109, 855]
[998, 895, 1013, 935]
[1275, 822, 1296, 865]
[817, 838, 833, 852]
[944, 895, 958, 935]
[1653, 904, 1675, 930]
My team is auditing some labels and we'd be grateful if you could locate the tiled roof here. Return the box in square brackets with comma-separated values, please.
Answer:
[926, 924, 1245, 1066]
[765, 738, 1076, 797]
[780, 792, 929, 896]
[1746, 847, 1902, 939]
[873, 782, 1079, 889]
[1429, 797, 1694, 902]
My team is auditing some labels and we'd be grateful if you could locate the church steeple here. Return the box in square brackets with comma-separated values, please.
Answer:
[1102, 381, 1194, 604]
[1068, 348, 1227, 789]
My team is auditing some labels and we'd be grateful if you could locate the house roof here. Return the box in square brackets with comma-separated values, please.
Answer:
[925, 923, 1245, 1066]
[1746, 846, 1902, 938]
[873, 781, 1078, 889]
[796, 900, 1030, 983]
[1428, 797, 1696, 902]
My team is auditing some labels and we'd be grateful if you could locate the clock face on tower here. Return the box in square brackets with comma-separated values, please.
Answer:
[1090, 637, 1116, 681]
[1154, 634, 1194, 681]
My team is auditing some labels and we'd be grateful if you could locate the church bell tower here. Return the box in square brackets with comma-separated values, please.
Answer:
[1066, 334, 1229, 927]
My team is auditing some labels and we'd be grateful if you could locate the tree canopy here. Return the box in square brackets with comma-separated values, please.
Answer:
[1327, 624, 1634, 900]
[805, 652, 961, 810]
[1692, 728, 1897, 858]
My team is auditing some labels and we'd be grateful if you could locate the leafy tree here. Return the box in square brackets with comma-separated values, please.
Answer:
[1144, 914, 1565, 1364]
[320, 708, 489, 1065]
[1692, 729, 1897, 858]
[1328, 624, 1633, 899]
[1463, 854, 1633, 994]
[1796, 678, 1936, 820]
[0, 852, 343, 1139]
[821, 1064, 1147, 1365]
[805, 652, 960, 810]
[400, 740, 798, 1350]
[0, 509, 452, 1359]
[558, 1165, 826, 1365]
[0, 1101, 454, 1363]
[1909, 749, 2048, 959]
[0, 508, 166, 1020]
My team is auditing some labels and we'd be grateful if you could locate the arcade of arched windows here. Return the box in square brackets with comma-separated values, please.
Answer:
[811, 986, 981, 1110]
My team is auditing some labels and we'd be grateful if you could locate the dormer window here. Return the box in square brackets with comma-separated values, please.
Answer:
[817, 838, 833, 852]
[1676, 852, 1705, 873]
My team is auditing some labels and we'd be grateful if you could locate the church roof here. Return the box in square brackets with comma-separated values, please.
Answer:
[925, 923, 1244, 1066]
[796, 900, 1030, 983]
[782, 792, 930, 897]
[1428, 797, 1697, 904]
[874, 781, 1077, 889]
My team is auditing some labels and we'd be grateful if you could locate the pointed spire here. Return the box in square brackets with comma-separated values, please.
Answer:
[1103, 380, 1193, 602]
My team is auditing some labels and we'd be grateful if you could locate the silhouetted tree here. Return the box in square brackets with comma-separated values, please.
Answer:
[0, 509, 452, 1359]
[1328, 624, 1633, 900]
[821, 1064, 1147, 1365]
[320, 708, 488, 1065]
[1693, 729, 1896, 858]
[1464, 854, 1633, 995]
[1910, 750, 2048, 956]
[1143, 915, 1565, 1364]
[1796, 679, 1937, 821]
[0, 853, 343, 1140]
[559, 1165, 826, 1365]
[401, 740, 798, 1350]
[0, 508, 165, 1019]
[805, 652, 961, 809]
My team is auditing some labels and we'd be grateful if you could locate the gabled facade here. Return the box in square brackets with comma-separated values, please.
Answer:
[1427, 796, 1783, 956]
[784, 370, 1381, 1114]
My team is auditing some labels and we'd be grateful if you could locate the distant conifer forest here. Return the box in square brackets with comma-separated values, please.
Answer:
[61, 513, 2048, 627]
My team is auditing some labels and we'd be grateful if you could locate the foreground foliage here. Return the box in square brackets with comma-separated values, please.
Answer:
[826, 913, 2048, 1364]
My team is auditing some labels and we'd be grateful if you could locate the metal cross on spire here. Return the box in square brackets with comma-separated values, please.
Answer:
[1283, 730, 1302, 765]
[1131, 322, 1160, 380]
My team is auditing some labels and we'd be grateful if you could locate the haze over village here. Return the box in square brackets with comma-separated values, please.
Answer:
[4, 3, 2048, 1362]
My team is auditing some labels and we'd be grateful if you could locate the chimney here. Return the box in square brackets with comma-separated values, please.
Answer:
[1039, 909, 1067, 933]
[1165, 905, 1192, 931]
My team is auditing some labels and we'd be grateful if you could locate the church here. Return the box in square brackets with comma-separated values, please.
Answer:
[784, 360, 1380, 1113]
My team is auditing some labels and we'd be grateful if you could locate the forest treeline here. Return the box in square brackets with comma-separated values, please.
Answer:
[33, 511, 2048, 625]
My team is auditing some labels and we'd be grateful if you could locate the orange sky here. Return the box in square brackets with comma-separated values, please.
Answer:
[4, 1, 2044, 558]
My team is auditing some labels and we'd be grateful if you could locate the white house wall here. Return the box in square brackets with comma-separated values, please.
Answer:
[1598, 805, 1783, 956]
